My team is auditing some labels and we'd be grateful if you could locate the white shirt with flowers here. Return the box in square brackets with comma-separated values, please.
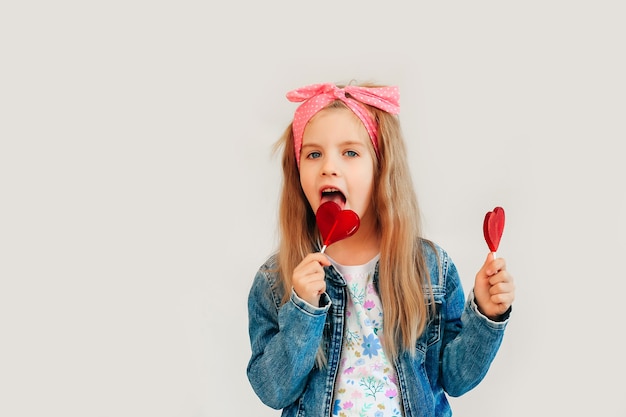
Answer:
[329, 254, 403, 417]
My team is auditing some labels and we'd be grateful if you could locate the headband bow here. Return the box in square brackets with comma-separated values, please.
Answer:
[286, 83, 400, 166]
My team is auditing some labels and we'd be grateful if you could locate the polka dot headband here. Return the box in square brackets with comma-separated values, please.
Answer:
[286, 83, 400, 166]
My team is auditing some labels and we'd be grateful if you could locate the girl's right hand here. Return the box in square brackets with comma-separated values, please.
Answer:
[292, 253, 331, 307]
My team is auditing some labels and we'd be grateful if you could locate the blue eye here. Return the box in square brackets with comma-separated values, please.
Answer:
[345, 150, 358, 157]
[307, 151, 321, 159]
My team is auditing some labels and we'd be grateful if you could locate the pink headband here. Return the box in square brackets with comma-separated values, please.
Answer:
[286, 83, 400, 166]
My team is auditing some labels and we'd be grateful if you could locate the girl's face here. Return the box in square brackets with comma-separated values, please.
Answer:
[299, 107, 376, 223]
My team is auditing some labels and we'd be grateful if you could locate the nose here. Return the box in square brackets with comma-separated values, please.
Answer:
[321, 154, 339, 176]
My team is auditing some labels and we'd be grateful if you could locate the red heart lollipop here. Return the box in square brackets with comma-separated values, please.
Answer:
[315, 201, 360, 252]
[483, 206, 505, 253]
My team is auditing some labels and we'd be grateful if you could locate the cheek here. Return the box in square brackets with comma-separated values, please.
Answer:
[299, 169, 311, 190]
[355, 172, 376, 207]
[299, 171, 317, 203]
[356, 164, 375, 189]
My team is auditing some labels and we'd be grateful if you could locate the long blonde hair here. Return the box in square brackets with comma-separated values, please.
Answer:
[273, 84, 433, 360]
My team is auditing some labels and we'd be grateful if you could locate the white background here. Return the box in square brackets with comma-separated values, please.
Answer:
[1, 1, 625, 416]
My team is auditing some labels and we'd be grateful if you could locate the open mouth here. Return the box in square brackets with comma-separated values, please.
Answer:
[320, 188, 346, 208]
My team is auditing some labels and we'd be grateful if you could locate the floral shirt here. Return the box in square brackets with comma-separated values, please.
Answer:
[329, 255, 403, 417]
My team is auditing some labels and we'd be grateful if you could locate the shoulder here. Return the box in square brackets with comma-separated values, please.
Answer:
[258, 252, 279, 274]
[419, 238, 446, 264]
[249, 253, 284, 309]
[418, 238, 459, 287]
[419, 238, 450, 270]
[255, 252, 281, 287]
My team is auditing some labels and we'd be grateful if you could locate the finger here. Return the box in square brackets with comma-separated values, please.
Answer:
[488, 281, 515, 296]
[487, 271, 514, 287]
[296, 253, 329, 272]
[294, 267, 324, 286]
[488, 291, 515, 307]
[308, 252, 331, 267]
[485, 258, 507, 277]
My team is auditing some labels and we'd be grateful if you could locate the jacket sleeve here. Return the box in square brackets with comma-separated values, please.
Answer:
[246, 266, 330, 409]
[439, 256, 510, 397]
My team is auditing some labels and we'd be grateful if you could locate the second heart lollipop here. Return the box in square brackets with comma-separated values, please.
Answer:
[315, 201, 360, 253]
[483, 206, 505, 256]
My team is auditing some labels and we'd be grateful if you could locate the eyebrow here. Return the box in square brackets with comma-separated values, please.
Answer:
[300, 140, 368, 149]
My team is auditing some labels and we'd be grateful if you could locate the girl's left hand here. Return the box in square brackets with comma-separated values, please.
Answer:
[473, 253, 516, 320]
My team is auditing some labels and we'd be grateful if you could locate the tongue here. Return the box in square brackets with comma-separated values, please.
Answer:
[321, 192, 345, 208]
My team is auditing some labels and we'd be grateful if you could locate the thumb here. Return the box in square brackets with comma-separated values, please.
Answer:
[474, 252, 495, 311]
[481, 252, 495, 275]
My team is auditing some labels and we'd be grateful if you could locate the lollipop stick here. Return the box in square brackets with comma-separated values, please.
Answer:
[319, 223, 338, 254]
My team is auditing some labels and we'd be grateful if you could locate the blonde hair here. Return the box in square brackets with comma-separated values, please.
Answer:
[273, 83, 433, 360]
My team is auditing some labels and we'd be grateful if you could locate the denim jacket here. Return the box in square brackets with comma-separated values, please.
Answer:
[247, 241, 510, 417]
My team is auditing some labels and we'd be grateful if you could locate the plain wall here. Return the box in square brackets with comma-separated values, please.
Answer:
[1, 1, 625, 416]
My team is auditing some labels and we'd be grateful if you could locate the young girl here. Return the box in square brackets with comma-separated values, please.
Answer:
[247, 82, 515, 417]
